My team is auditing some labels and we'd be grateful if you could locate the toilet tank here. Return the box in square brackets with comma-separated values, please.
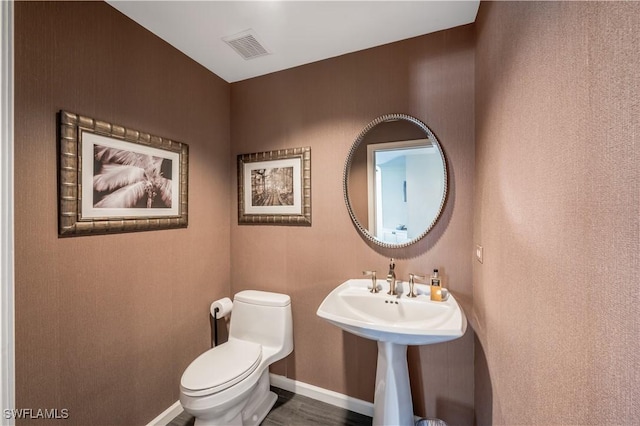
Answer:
[229, 290, 293, 354]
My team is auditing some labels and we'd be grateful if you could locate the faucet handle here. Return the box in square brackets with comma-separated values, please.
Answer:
[407, 273, 427, 298]
[362, 270, 379, 293]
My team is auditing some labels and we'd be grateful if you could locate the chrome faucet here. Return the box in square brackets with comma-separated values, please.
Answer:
[386, 258, 397, 296]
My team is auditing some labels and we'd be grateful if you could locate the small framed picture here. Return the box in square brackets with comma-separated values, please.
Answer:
[58, 110, 189, 236]
[237, 147, 311, 226]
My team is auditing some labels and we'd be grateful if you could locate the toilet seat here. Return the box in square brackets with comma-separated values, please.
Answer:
[181, 339, 262, 397]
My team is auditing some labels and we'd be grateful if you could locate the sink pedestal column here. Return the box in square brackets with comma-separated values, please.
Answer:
[373, 341, 413, 426]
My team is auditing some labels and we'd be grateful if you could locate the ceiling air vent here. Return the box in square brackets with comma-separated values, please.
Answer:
[222, 29, 271, 60]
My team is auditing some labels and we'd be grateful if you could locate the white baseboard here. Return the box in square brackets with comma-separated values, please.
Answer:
[148, 374, 421, 425]
[146, 400, 182, 426]
[270, 374, 423, 422]
[269, 373, 374, 418]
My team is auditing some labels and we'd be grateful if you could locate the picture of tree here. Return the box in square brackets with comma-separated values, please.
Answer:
[250, 167, 294, 207]
[92, 145, 173, 209]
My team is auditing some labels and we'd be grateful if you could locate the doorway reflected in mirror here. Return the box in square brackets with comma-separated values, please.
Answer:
[367, 139, 445, 244]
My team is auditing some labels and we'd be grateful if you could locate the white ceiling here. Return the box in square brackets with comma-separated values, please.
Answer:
[107, 1, 479, 83]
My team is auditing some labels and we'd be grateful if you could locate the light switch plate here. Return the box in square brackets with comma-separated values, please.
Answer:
[475, 245, 483, 263]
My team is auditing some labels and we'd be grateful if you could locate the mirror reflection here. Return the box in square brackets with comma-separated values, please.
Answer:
[344, 114, 447, 248]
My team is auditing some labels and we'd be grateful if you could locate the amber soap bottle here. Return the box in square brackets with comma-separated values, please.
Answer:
[430, 269, 442, 301]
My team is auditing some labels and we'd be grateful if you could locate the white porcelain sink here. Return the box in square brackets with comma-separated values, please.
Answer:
[316, 278, 466, 345]
[317, 278, 467, 426]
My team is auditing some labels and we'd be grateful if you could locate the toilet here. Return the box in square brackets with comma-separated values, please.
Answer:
[179, 290, 293, 426]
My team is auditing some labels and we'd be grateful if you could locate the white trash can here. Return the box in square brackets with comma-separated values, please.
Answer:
[415, 418, 448, 426]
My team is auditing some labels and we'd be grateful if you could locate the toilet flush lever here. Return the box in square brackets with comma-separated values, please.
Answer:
[362, 270, 379, 293]
[407, 273, 426, 298]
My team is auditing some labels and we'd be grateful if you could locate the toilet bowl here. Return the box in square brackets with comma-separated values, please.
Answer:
[180, 290, 293, 426]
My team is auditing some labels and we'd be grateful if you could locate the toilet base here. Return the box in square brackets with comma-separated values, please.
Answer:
[241, 390, 277, 426]
[191, 370, 277, 426]
[240, 370, 277, 426]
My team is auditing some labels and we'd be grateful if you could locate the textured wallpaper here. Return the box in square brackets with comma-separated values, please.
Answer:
[474, 1, 640, 424]
[14, 2, 230, 424]
[231, 25, 476, 423]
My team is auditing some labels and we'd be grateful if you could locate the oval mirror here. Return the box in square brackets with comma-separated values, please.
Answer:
[344, 114, 447, 248]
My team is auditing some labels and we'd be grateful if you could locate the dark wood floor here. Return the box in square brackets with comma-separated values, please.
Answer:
[168, 387, 372, 426]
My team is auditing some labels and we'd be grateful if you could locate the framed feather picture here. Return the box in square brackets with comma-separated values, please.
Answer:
[58, 110, 189, 237]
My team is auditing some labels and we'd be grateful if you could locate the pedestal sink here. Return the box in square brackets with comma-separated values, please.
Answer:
[316, 279, 467, 426]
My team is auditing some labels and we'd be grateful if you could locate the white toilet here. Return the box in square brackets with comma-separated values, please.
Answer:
[179, 290, 293, 426]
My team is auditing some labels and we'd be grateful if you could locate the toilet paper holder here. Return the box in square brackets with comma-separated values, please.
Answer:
[213, 307, 220, 346]
[210, 297, 233, 347]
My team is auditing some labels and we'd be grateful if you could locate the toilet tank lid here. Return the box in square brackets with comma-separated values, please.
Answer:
[234, 290, 291, 307]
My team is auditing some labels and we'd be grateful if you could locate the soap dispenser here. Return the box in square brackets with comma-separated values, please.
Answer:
[430, 269, 442, 301]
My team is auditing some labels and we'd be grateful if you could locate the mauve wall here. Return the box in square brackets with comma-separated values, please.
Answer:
[231, 26, 476, 424]
[474, 2, 639, 424]
[14, 2, 230, 425]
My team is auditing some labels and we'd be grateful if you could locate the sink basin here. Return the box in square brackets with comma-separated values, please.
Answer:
[316, 278, 467, 345]
[317, 278, 468, 426]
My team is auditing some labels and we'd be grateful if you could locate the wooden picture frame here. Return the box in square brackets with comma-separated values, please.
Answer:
[58, 110, 189, 236]
[238, 147, 311, 226]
